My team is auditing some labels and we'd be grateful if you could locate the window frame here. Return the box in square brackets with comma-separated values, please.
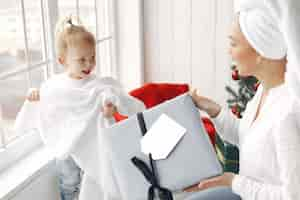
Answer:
[0, 0, 117, 172]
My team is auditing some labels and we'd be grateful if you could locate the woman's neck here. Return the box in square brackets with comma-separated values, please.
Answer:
[260, 75, 284, 92]
[257, 61, 286, 93]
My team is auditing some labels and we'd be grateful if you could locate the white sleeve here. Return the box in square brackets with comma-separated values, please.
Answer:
[232, 175, 282, 199]
[265, 0, 300, 99]
[210, 107, 240, 146]
[273, 112, 300, 199]
[232, 112, 300, 200]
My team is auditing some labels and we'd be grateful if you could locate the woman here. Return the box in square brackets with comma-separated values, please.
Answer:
[184, 6, 300, 200]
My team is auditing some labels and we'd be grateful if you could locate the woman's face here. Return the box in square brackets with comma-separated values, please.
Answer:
[228, 18, 260, 77]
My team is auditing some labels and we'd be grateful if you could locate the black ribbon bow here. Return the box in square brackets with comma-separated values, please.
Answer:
[131, 155, 173, 200]
[131, 112, 173, 200]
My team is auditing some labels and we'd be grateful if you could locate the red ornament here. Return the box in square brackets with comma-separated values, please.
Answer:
[231, 104, 242, 118]
[231, 105, 238, 114]
[232, 70, 239, 80]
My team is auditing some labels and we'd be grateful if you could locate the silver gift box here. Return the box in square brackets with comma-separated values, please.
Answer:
[102, 93, 223, 200]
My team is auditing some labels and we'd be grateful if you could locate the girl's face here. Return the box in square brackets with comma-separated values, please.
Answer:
[60, 41, 96, 79]
[228, 19, 261, 77]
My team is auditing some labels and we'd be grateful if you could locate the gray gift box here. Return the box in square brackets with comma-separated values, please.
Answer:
[102, 93, 223, 200]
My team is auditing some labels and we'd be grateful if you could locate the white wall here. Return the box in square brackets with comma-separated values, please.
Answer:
[115, 0, 144, 91]
[143, 0, 235, 106]
[10, 173, 59, 200]
[6, 162, 60, 200]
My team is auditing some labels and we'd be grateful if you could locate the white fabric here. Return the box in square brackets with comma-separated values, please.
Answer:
[211, 84, 300, 200]
[14, 73, 145, 200]
[234, 0, 262, 13]
[239, 8, 287, 60]
[235, 0, 300, 101]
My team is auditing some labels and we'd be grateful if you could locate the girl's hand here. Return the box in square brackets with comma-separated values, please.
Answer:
[184, 173, 236, 193]
[27, 88, 40, 102]
[101, 103, 117, 118]
[190, 89, 221, 118]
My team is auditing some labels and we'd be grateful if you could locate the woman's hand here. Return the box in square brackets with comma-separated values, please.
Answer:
[184, 172, 236, 193]
[190, 89, 221, 118]
[101, 102, 117, 118]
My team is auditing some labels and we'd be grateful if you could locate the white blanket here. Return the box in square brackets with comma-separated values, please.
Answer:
[14, 73, 145, 199]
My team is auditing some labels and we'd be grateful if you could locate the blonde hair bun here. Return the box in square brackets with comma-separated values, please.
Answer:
[55, 14, 96, 58]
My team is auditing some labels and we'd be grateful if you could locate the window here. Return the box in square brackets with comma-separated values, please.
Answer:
[0, 0, 116, 171]
[0, 0, 48, 148]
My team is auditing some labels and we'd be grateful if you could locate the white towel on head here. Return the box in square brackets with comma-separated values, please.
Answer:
[234, 0, 262, 12]
[236, 0, 300, 101]
[239, 8, 287, 60]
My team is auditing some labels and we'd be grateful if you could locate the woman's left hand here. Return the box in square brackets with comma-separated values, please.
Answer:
[184, 172, 236, 193]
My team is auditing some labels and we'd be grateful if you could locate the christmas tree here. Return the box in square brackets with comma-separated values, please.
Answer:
[215, 64, 260, 173]
[226, 64, 259, 118]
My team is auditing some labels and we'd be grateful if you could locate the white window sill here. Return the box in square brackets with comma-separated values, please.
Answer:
[0, 146, 55, 200]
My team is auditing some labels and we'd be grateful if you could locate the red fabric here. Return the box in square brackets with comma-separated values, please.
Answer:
[201, 117, 216, 145]
[114, 112, 128, 121]
[129, 83, 189, 108]
[113, 83, 216, 145]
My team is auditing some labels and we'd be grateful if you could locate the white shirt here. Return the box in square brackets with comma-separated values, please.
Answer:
[211, 83, 300, 200]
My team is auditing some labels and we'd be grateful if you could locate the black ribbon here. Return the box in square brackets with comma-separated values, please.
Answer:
[131, 113, 173, 200]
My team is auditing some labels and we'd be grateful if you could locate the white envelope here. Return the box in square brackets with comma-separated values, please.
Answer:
[140, 113, 186, 160]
